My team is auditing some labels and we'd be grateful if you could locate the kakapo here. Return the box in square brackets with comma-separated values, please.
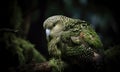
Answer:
[43, 15, 103, 65]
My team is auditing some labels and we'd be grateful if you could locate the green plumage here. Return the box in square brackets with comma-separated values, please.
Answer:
[43, 15, 103, 72]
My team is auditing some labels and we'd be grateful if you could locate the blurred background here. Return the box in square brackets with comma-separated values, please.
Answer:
[1, 0, 120, 58]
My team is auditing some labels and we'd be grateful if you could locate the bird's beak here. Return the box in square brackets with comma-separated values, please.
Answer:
[45, 29, 51, 37]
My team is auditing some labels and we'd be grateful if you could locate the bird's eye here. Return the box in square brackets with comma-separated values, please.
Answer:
[82, 24, 86, 27]
[53, 20, 60, 27]
[81, 24, 88, 28]
[53, 22, 56, 27]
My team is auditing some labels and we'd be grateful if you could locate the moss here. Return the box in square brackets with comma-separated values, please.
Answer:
[2, 32, 46, 65]
[10, 1, 23, 30]
[105, 45, 120, 62]
[32, 49, 46, 62]
[48, 58, 67, 72]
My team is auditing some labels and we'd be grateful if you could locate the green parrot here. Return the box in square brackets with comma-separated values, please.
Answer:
[43, 15, 104, 72]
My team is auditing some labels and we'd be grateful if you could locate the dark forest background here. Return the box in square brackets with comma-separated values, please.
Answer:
[0, 0, 120, 71]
